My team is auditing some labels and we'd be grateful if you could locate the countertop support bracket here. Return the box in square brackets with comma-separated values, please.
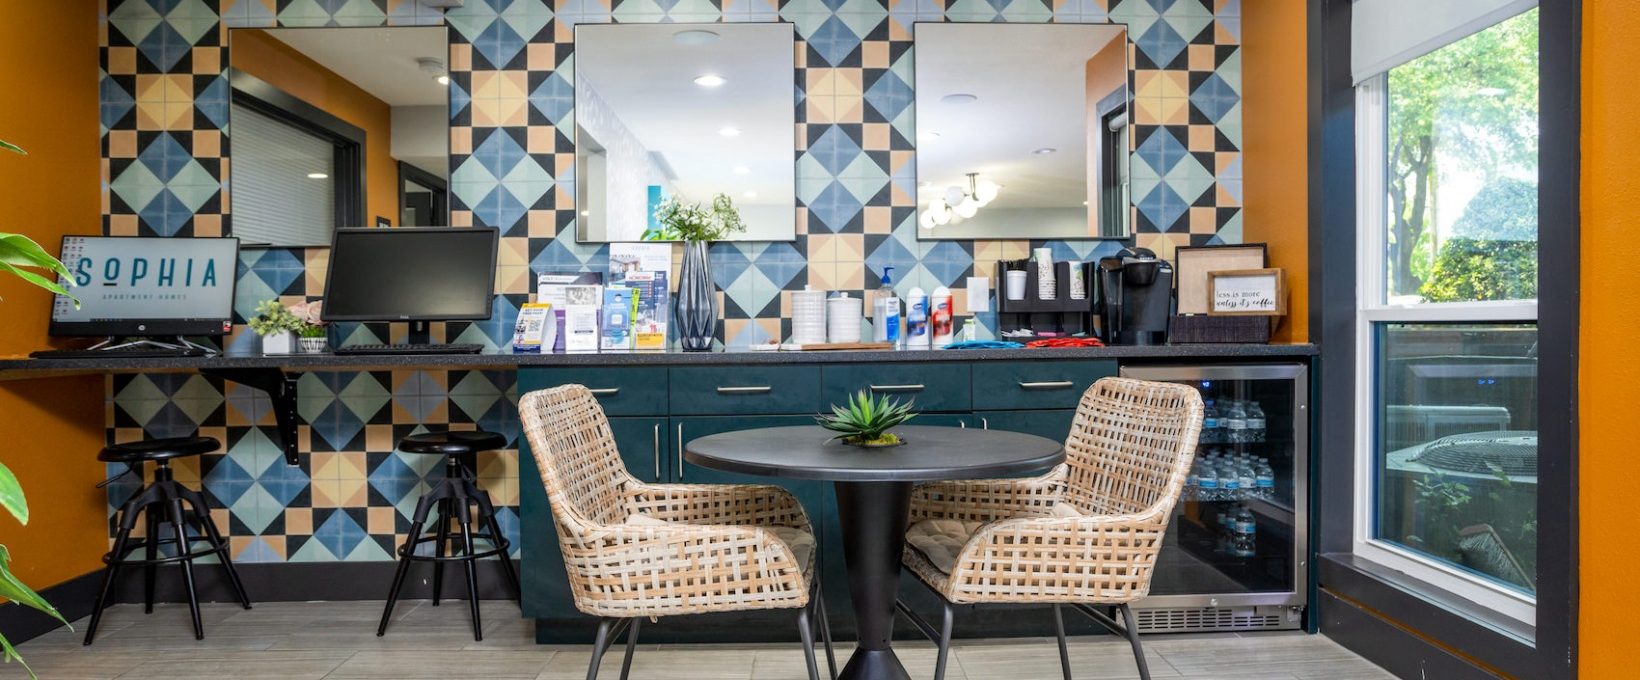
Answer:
[203, 367, 301, 465]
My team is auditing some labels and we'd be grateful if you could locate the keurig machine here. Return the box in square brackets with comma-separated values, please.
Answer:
[1097, 247, 1173, 345]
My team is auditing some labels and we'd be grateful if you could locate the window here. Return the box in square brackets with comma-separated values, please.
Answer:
[1354, 7, 1539, 623]
[231, 102, 339, 246]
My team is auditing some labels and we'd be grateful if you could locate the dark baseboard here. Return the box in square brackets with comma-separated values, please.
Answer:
[1319, 589, 1503, 680]
[0, 560, 519, 646]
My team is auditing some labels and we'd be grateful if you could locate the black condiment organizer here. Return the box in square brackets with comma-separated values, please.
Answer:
[994, 261, 1097, 337]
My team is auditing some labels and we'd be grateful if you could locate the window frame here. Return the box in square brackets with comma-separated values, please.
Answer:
[1352, 58, 1541, 625]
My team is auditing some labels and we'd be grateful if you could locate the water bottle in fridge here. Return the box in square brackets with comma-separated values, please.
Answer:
[1186, 460, 1202, 501]
[1217, 461, 1239, 501]
[1237, 460, 1257, 501]
[1256, 459, 1276, 500]
[1246, 401, 1267, 443]
[1201, 400, 1221, 444]
[1198, 460, 1220, 501]
[1233, 505, 1258, 557]
[1224, 401, 1248, 444]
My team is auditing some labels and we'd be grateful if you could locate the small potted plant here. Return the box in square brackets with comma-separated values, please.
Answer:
[290, 301, 328, 353]
[817, 390, 918, 448]
[247, 299, 305, 355]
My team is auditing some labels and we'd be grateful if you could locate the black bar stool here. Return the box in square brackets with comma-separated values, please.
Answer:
[377, 430, 522, 641]
[84, 436, 252, 644]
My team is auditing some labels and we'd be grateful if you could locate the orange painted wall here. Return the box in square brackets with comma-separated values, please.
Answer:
[1240, 0, 1310, 342]
[1577, 1, 1639, 675]
[230, 30, 397, 227]
[1086, 37, 1126, 235]
[0, 0, 115, 589]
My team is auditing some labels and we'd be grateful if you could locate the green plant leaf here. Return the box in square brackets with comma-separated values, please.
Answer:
[0, 462, 24, 525]
[0, 234, 71, 277]
[0, 545, 66, 626]
[0, 261, 75, 301]
[0, 140, 24, 155]
[1, 628, 39, 680]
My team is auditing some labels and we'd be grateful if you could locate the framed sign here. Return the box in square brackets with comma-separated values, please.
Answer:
[1207, 268, 1286, 316]
[1175, 244, 1268, 314]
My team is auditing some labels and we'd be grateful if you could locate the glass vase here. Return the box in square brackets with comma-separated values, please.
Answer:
[674, 240, 717, 351]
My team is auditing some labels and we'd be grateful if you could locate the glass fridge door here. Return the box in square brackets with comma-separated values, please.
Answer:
[1121, 363, 1309, 604]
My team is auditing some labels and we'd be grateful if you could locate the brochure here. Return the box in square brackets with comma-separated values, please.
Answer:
[600, 287, 636, 351]
[563, 283, 603, 353]
[511, 302, 554, 353]
[626, 271, 669, 351]
[608, 243, 672, 286]
[537, 272, 603, 353]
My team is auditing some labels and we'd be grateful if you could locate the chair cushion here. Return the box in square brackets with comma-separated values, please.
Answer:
[624, 515, 815, 568]
[905, 519, 987, 574]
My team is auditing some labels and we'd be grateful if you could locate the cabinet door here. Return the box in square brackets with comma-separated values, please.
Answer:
[669, 366, 823, 416]
[980, 409, 1077, 445]
[519, 415, 667, 639]
[821, 363, 972, 413]
[971, 360, 1116, 411]
[912, 413, 974, 429]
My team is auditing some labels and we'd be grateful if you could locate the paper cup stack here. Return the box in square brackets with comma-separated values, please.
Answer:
[791, 289, 828, 345]
[826, 294, 862, 344]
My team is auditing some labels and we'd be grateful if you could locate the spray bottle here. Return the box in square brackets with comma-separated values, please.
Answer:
[905, 286, 930, 349]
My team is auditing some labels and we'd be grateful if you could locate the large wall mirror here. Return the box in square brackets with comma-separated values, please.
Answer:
[914, 23, 1131, 241]
[574, 23, 797, 243]
[228, 26, 449, 247]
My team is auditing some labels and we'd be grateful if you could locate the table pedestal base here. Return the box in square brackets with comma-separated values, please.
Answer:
[835, 480, 915, 680]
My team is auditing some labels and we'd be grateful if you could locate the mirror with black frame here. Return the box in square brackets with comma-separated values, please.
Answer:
[228, 26, 449, 246]
[914, 23, 1131, 241]
[574, 23, 797, 243]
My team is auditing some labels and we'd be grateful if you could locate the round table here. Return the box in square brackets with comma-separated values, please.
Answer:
[685, 425, 1065, 680]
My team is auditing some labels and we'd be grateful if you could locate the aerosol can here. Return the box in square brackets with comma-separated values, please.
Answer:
[930, 286, 953, 348]
[905, 286, 930, 349]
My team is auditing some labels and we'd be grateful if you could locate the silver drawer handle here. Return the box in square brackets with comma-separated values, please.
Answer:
[1018, 380, 1075, 390]
[869, 384, 925, 393]
[589, 387, 620, 396]
[716, 386, 772, 395]
[652, 423, 661, 479]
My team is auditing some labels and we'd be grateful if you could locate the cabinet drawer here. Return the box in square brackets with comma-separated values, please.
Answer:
[821, 363, 971, 412]
[669, 365, 822, 415]
[522, 366, 669, 416]
[972, 360, 1117, 411]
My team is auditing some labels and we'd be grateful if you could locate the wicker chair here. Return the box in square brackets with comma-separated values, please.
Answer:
[895, 377, 1204, 680]
[519, 384, 836, 680]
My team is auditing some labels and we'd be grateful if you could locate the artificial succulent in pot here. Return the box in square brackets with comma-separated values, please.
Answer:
[817, 390, 918, 447]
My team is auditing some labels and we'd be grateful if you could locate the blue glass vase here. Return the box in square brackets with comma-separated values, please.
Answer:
[674, 240, 716, 351]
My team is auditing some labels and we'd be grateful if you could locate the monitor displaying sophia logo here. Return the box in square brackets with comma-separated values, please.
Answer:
[49, 236, 239, 337]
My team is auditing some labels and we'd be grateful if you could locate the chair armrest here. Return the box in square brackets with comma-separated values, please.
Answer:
[909, 464, 1068, 522]
[627, 481, 811, 532]
[561, 521, 810, 617]
[940, 509, 1171, 604]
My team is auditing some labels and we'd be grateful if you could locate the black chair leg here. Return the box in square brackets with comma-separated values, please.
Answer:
[431, 498, 452, 606]
[815, 581, 837, 680]
[472, 486, 522, 604]
[797, 605, 821, 680]
[378, 495, 435, 637]
[1118, 604, 1149, 680]
[83, 504, 142, 645]
[177, 485, 252, 609]
[165, 497, 204, 640]
[456, 502, 484, 641]
[932, 600, 955, 680]
[1053, 604, 1073, 680]
[619, 617, 641, 680]
[587, 618, 614, 680]
[142, 508, 159, 614]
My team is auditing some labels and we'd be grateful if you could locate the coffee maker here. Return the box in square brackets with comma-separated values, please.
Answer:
[1097, 247, 1173, 345]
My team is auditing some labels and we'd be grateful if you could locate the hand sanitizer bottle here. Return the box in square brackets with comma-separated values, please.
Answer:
[873, 267, 901, 348]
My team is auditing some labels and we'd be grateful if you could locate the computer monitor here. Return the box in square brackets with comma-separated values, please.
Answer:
[49, 236, 239, 337]
[321, 227, 498, 334]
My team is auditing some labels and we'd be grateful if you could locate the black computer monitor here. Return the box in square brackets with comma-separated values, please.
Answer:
[49, 236, 239, 337]
[321, 227, 498, 338]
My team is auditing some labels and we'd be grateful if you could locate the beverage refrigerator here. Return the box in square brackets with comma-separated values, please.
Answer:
[1120, 363, 1311, 633]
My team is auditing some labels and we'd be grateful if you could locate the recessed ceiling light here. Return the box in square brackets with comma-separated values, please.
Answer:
[1032, 147, 1057, 155]
[940, 93, 978, 105]
[733, 165, 750, 175]
[674, 29, 720, 46]
[718, 126, 741, 137]
[306, 172, 329, 179]
[435, 75, 449, 85]
[694, 74, 726, 88]
[918, 181, 932, 188]
[918, 131, 941, 142]
[580, 210, 590, 216]
[743, 191, 758, 199]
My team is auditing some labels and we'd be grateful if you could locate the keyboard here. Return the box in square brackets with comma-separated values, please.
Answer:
[333, 343, 486, 356]
[32, 346, 208, 359]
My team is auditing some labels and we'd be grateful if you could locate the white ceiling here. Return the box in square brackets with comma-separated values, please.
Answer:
[915, 23, 1126, 210]
[574, 23, 796, 208]
[260, 27, 449, 107]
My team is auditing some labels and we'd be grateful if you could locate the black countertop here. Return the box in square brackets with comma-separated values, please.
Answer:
[0, 343, 1316, 378]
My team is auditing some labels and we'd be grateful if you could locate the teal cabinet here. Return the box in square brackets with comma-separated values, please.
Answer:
[670, 365, 822, 415]
[821, 363, 972, 413]
[971, 360, 1116, 411]
[979, 409, 1078, 445]
[525, 366, 668, 416]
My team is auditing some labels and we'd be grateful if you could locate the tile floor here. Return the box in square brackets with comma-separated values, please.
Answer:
[9, 601, 1396, 680]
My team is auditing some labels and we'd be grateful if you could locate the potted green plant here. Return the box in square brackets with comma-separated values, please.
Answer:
[817, 390, 918, 448]
[2, 138, 75, 678]
[289, 301, 328, 353]
[247, 299, 306, 355]
[647, 194, 747, 351]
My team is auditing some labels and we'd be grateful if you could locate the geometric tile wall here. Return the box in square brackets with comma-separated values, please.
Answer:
[100, 0, 1242, 562]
